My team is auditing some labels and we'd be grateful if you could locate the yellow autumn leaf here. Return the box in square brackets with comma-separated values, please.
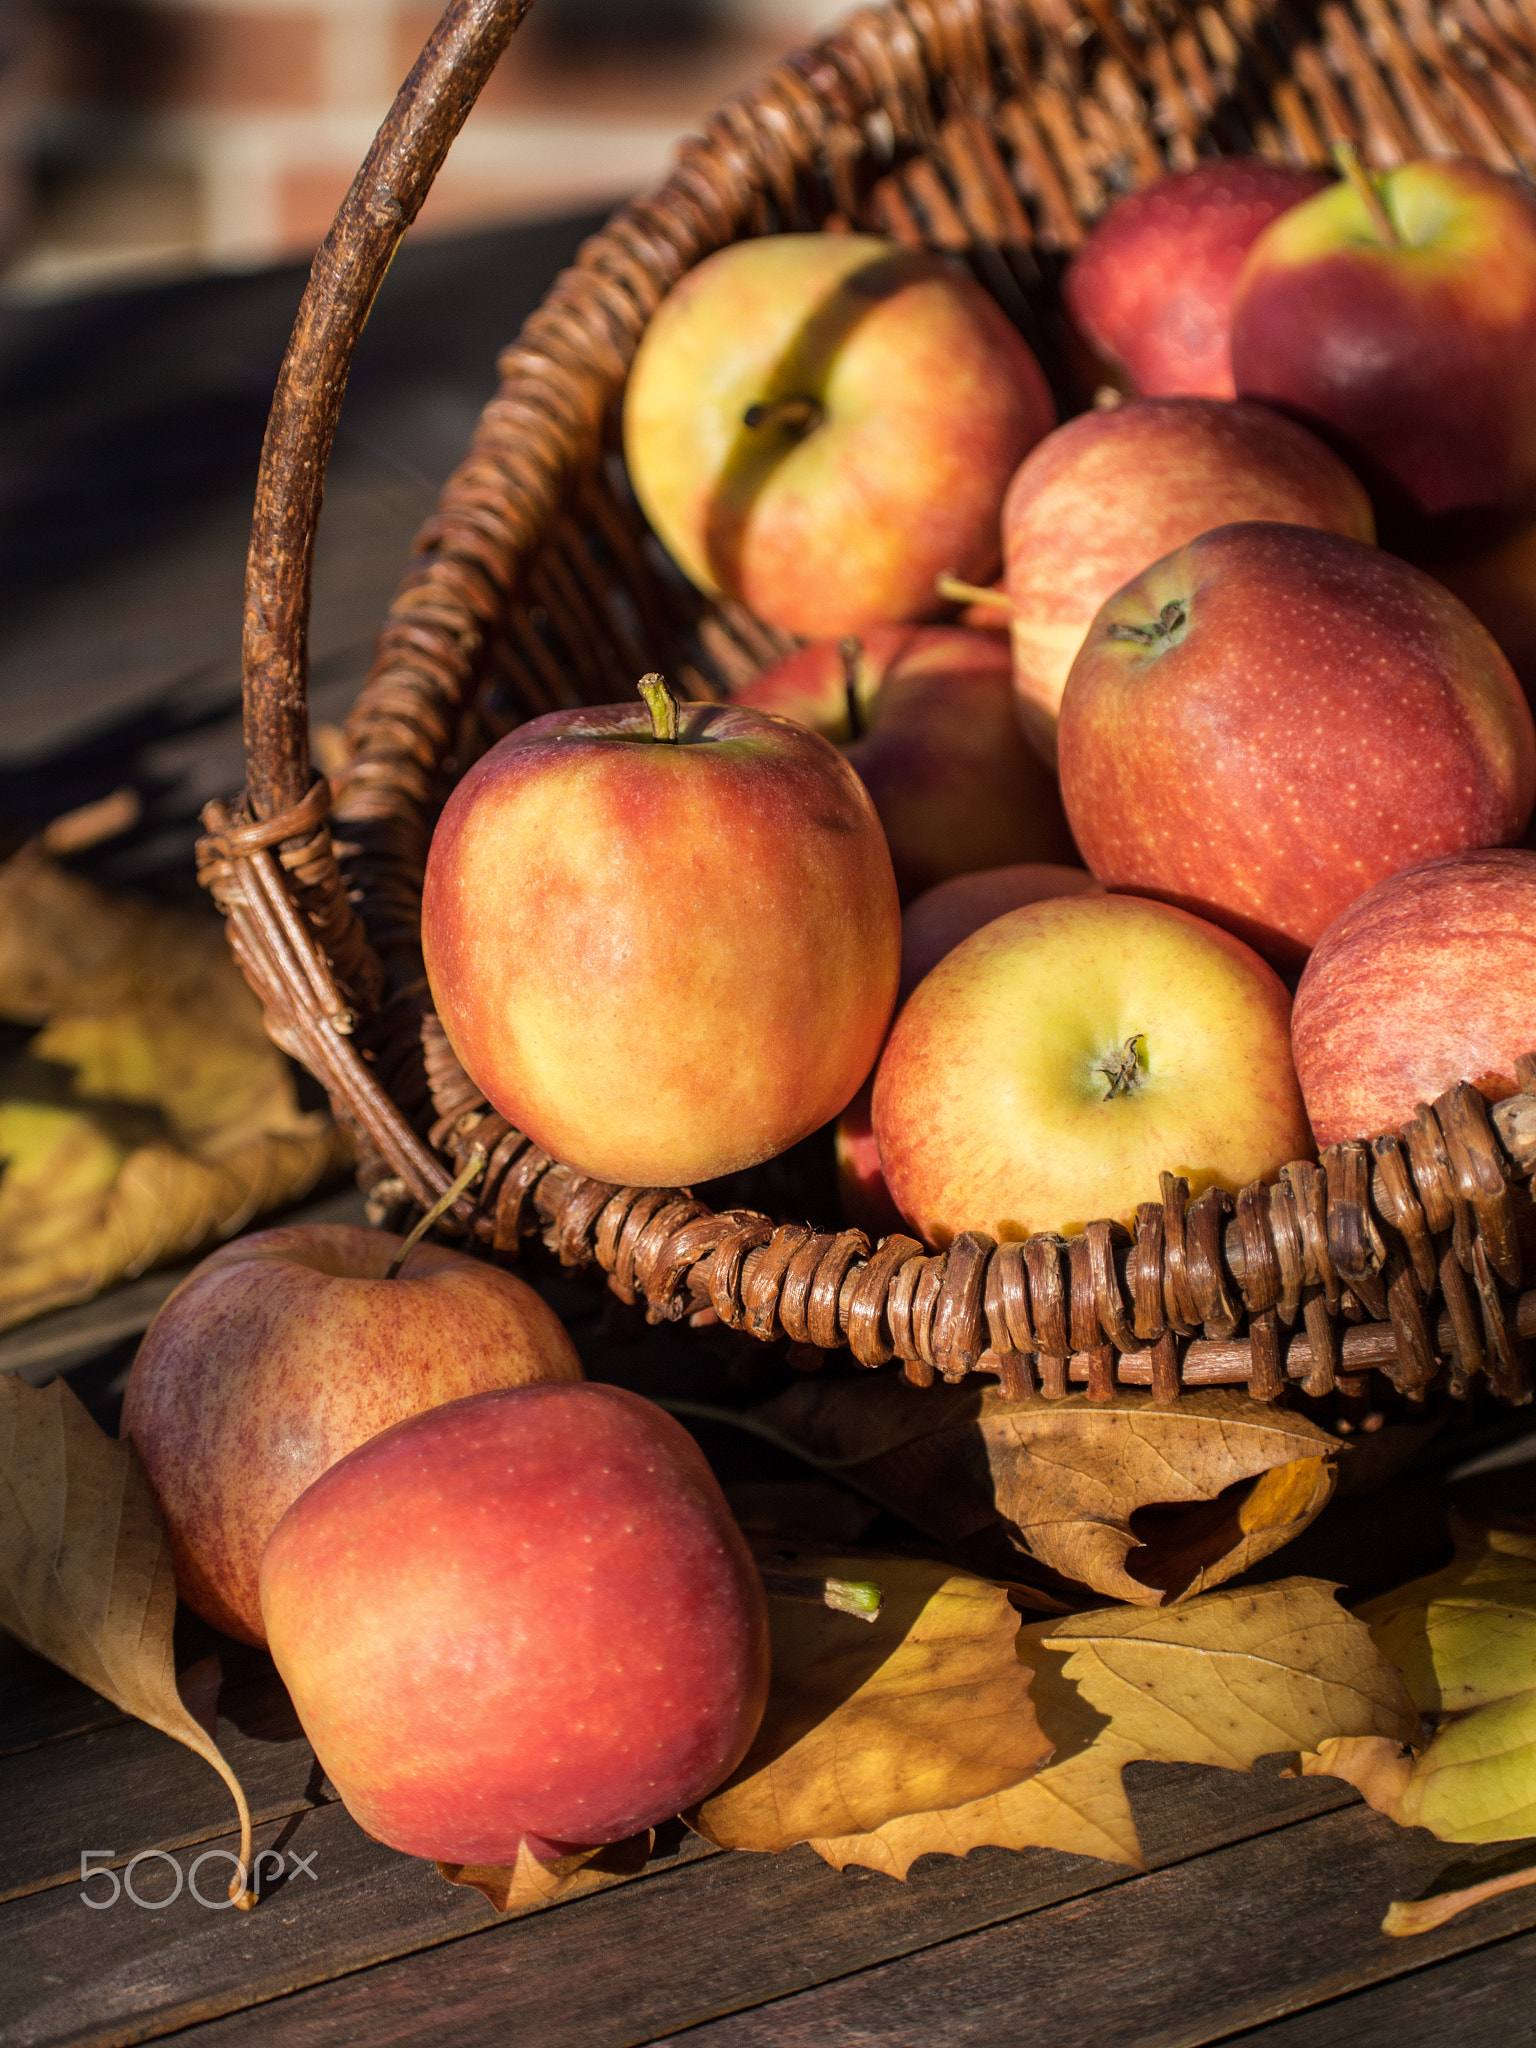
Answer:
[1303, 1518, 1536, 1846]
[747, 1377, 1338, 1604]
[438, 1830, 654, 1913]
[691, 1551, 1046, 1852]
[816, 1578, 1419, 1878]
[0, 1375, 255, 1902]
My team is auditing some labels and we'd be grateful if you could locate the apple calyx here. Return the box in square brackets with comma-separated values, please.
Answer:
[637, 672, 681, 744]
[1097, 1033, 1148, 1102]
[384, 1149, 487, 1279]
[1331, 139, 1402, 249]
[742, 394, 824, 439]
[1106, 600, 1187, 649]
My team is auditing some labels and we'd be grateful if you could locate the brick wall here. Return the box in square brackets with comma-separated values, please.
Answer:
[10, 0, 831, 291]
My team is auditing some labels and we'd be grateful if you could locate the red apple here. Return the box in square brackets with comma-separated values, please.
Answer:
[834, 1079, 905, 1241]
[1292, 847, 1536, 1143]
[1058, 523, 1536, 967]
[734, 627, 1075, 900]
[1231, 158, 1536, 521]
[1411, 517, 1536, 714]
[422, 680, 900, 1188]
[871, 892, 1312, 1246]
[1064, 160, 1329, 398]
[1003, 397, 1374, 760]
[622, 234, 1055, 640]
[260, 1384, 771, 1863]
[120, 1223, 584, 1646]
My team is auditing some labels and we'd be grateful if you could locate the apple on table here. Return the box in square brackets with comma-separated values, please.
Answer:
[121, 1222, 584, 1646]
[734, 626, 1076, 901]
[623, 233, 1055, 641]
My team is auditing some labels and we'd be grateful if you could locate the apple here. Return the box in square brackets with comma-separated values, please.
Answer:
[836, 861, 1100, 1235]
[1002, 397, 1374, 761]
[422, 678, 900, 1188]
[1058, 523, 1536, 967]
[1411, 516, 1536, 713]
[871, 891, 1312, 1246]
[733, 627, 1075, 900]
[1292, 847, 1536, 1144]
[260, 1383, 771, 1863]
[1064, 159, 1329, 398]
[1231, 157, 1536, 523]
[120, 1223, 584, 1646]
[622, 233, 1055, 640]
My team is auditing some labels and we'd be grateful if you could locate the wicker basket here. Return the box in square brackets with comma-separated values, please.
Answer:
[199, 0, 1536, 1412]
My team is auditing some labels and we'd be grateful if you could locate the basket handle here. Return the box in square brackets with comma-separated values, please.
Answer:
[242, 0, 534, 821]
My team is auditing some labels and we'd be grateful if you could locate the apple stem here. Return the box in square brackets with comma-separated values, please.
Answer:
[637, 672, 680, 743]
[840, 636, 866, 740]
[935, 571, 1014, 615]
[1332, 139, 1401, 248]
[742, 394, 824, 436]
[758, 1567, 884, 1622]
[385, 1149, 487, 1278]
[1098, 1033, 1147, 1101]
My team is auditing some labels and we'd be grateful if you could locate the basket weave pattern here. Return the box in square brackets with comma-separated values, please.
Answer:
[201, 0, 1536, 1407]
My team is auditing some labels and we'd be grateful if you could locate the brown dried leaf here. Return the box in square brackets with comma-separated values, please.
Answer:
[815, 1578, 1419, 1878]
[1383, 1860, 1536, 1936]
[0, 1375, 254, 1899]
[438, 1830, 654, 1913]
[749, 1378, 1338, 1604]
[691, 1551, 1046, 1852]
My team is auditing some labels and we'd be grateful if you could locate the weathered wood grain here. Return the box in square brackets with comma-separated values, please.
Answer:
[1222, 1923, 1536, 2045]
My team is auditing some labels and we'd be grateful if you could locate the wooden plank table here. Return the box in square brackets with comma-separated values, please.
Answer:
[5, 215, 1536, 2048]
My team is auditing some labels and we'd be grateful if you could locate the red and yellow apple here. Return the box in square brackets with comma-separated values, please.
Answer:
[261, 1384, 771, 1863]
[1058, 522, 1536, 967]
[1002, 397, 1374, 760]
[871, 892, 1312, 1246]
[1231, 157, 1536, 522]
[1064, 159, 1329, 399]
[121, 1223, 584, 1646]
[422, 682, 900, 1188]
[734, 627, 1075, 900]
[1292, 847, 1536, 1144]
[622, 233, 1055, 640]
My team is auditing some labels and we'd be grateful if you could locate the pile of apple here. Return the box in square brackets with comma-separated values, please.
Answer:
[121, 147, 1536, 1875]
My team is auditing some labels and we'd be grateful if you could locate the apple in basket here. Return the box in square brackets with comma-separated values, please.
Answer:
[261, 1384, 770, 1864]
[1291, 847, 1536, 1144]
[622, 233, 1055, 641]
[1062, 159, 1330, 400]
[733, 625, 1076, 901]
[871, 891, 1312, 1247]
[1232, 155, 1536, 523]
[1058, 522, 1536, 968]
[421, 676, 900, 1188]
[1002, 397, 1374, 762]
[121, 1223, 584, 1646]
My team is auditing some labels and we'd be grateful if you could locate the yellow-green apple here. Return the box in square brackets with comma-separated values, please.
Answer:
[260, 1383, 770, 1862]
[1002, 398, 1374, 761]
[422, 679, 900, 1188]
[733, 627, 1075, 900]
[622, 234, 1054, 640]
[871, 892, 1312, 1245]
[1231, 158, 1536, 522]
[1064, 160, 1329, 399]
[120, 1223, 583, 1646]
[836, 861, 1100, 1235]
[1058, 523, 1536, 967]
[1292, 847, 1536, 1143]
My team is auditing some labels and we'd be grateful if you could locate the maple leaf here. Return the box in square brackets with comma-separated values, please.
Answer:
[747, 1377, 1337, 1603]
[0, 1375, 255, 1903]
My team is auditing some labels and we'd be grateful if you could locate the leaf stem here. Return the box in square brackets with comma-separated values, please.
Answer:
[385, 1150, 486, 1279]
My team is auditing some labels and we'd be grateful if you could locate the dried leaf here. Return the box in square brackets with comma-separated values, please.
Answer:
[438, 1830, 653, 1913]
[0, 1375, 254, 1900]
[1302, 1519, 1536, 1845]
[816, 1578, 1419, 1878]
[691, 1550, 1046, 1852]
[748, 1378, 1338, 1604]
[1383, 1860, 1536, 1936]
